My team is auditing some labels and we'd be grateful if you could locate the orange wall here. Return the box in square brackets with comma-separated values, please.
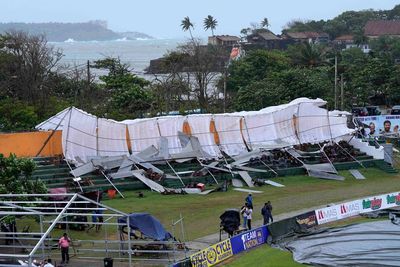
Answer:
[0, 131, 63, 157]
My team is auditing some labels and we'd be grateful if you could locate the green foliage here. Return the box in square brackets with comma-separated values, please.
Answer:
[204, 15, 218, 36]
[0, 98, 38, 132]
[93, 57, 152, 119]
[287, 43, 328, 67]
[235, 67, 333, 110]
[0, 154, 47, 195]
[227, 50, 290, 93]
[283, 5, 398, 39]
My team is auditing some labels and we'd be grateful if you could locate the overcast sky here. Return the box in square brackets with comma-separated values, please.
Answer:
[1, 0, 398, 38]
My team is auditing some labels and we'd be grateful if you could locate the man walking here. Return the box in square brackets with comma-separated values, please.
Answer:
[261, 201, 273, 225]
[58, 233, 71, 264]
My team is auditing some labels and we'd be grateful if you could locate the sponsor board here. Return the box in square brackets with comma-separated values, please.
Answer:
[190, 239, 233, 267]
[315, 205, 339, 224]
[230, 226, 268, 254]
[361, 192, 400, 213]
[356, 115, 400, 134]
[316, 200, 362, 224]
[316, 191, 400, 225]
[295, 211, 318, 228]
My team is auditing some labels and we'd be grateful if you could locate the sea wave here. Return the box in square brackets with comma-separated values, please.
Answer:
[115, 37, 128, 41]
[64, 38, 75, 43]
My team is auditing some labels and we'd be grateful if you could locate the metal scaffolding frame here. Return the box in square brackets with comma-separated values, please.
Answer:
[0, 193, 185, 266]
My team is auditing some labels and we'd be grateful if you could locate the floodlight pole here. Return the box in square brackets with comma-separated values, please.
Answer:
[334, 55, 338, 110]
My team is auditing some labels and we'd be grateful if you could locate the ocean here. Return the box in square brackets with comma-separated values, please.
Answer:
[50, 38, 184, 76]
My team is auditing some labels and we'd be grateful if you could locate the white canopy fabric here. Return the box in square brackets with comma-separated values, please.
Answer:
[36, 98, 355, 163]
[126, 118, 160, 154]
[186, 114, 221, 157]
[157, 116, 185, 154]
[97, 118, 129, 157]
[61, 107, 97, 163]
[213, 114, 247, 156]
[35, 107, 71, 131]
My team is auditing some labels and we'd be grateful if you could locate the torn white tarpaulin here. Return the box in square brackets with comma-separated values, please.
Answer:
[186, 114, 221, 158]
[62, 107, 97, 163]
[38, 98, 355, 163]
[97, 118, 129, 157]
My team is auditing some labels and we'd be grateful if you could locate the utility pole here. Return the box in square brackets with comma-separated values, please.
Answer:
[334, 55, 338, 110]
[223, 69, 227, 113]
[87, 60, 91, 86]
[340, 74, 344, 111]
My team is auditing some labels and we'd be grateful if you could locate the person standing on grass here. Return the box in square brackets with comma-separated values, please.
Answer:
[58, 233, 71, 264]
[240, 203, 248, 229]
[246, 203, 253, 230]
[261, 201, 274, 225]
[245, 193, 253, 209]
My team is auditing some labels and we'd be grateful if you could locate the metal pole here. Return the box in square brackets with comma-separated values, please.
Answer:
[99, 169, 125, 198]
[242, 116, 253, 151]
[36, 107, 71, 157]
[334, 55, 338, 110]
[64, 108, 73, 159]
[127, 216, 132, 267]
[223, 70, 227, 113]
[341, 74, 344, 111]
[172, 219, 176, 263]
[39, 215, 45, 259]
[29, 194, 79, 258]
[180, 214, 187, 259]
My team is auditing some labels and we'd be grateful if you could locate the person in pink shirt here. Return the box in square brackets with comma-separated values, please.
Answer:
[58, 233, 71, 264]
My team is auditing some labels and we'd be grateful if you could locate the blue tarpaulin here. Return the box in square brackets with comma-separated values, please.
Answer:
[118, 213, 173, 241]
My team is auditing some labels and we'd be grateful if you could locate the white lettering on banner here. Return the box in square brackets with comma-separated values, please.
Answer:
[316, 192, 400, 225]
[315, 206, 338, 224]
[339, 200, 361, 219]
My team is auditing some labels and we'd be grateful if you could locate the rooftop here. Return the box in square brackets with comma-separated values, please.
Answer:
[364, 20, 400, 36]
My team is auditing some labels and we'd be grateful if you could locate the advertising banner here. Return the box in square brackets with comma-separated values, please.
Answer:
[360, 192, 400, 213]
[190, 239, 233, 267]
[230, 226, 269, 254]
[316, 191, 400, 225]
[356, 115, 400, 135]
[295, 211, 318, 228]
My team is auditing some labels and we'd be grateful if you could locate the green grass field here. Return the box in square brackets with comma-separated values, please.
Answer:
[224, 245, 304, 267]
[101, 168, 400, 240]
[13, 167, 400, 265]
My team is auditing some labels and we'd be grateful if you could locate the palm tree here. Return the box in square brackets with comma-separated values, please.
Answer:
[260, 18, 270, 29]
[204, 15, 218, 36]
[181, 16, 194, 40]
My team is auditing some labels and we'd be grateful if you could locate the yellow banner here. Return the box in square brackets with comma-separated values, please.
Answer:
[190, 239, 233, 267]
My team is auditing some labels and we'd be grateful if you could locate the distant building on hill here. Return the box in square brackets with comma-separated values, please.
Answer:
[208, 35, 240, 46]
[364, 20, 400, 39]
[283, 31, 329, 44]
[245, 30, 286, 49]
[333, 34, 370, 53]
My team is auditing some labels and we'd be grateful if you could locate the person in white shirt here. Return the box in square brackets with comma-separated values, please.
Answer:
[246, 203, 253, 230]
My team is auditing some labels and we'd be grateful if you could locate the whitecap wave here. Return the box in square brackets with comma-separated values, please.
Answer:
[115, 37, 128, 41]
[64, 38, 75, 43]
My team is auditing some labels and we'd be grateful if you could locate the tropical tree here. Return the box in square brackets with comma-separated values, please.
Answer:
[204, 15, 218, 36]
[181, 16, 194, 40]
[260, 18, 270, 29]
